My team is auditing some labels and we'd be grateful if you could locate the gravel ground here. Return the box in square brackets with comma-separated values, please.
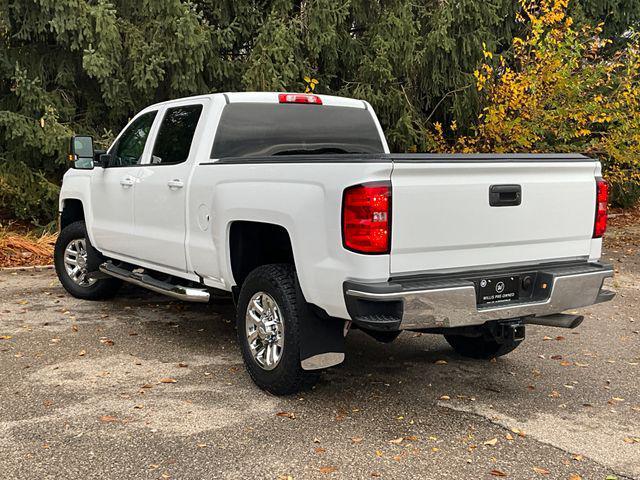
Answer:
[0, 233, 638, 479]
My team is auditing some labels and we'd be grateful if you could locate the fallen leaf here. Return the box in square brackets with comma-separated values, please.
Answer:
[490, 469, 507, 477]
[178, 363, 188, 368]
[351, 437, 363, 444]
[551, 355, 563, 360]
[484, 438, 498, 446]
[78, 350, 86, 357]
[99, 415, 118, 423]
[568, 474, 582, 480]
[434, 360, 448, 365]
[533, 466, 550, 475]
[319, 466, 337, 474]
[389, 437, 404, 445]
[159, 378, 177, 384]
[100, 338, 114, 346]
[276, 411, 295, 419]
[440, 395, 451, 401]
[505, 433, 514, 441]
[0, 336, 11, 340]
[315, 447, 326, 454]
[196, 443, 207, 448]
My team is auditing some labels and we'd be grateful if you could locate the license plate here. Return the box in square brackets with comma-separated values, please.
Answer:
[477, 275, 519, 305]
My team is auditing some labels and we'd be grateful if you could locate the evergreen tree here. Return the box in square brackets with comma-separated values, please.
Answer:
[1, 0, 639, 223]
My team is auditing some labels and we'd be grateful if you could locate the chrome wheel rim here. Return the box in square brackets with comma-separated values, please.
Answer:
[63, 238, 96, 287]
[245, 292, 284, 371]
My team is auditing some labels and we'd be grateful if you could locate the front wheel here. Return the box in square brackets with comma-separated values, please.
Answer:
[54, 221, 122, 300]
[236, 264, 319, 395]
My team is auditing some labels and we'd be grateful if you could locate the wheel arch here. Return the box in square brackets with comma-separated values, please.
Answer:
[60, 198, 85, 230]
[228, 221, 295, 289]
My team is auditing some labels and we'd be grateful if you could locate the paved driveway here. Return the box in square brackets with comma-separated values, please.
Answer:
[0, 246, 638, 479]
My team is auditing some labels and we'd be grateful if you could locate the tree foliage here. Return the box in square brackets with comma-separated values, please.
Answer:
[1, 0, 639, 224]
[429, 0, 640, 207]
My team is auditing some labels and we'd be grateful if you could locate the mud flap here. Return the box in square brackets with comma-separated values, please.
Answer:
[85, 236, 108, 276]
[296, 284, 346, 371]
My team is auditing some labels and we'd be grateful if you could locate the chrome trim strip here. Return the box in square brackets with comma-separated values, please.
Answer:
[301, 352, 345, 371]
[346, 268, 614, 330]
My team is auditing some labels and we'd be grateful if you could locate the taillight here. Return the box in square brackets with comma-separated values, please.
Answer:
[593, 179, 608, 238]
[342, 182, 391, 254]
[278, 93, 322, 105]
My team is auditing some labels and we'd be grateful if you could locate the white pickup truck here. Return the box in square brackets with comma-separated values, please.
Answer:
[56, 92, 614, 394]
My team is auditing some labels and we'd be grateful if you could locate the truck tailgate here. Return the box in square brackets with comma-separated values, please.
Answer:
[389, 155, 598, 275]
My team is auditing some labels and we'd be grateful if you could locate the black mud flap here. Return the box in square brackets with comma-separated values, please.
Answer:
[296, 284, 346, 371]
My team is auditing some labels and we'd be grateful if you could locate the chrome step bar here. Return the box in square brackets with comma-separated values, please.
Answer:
[99, 262, 210, 303]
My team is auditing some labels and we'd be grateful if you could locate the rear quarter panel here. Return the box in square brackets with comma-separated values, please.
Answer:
[188, 161, 393, 319]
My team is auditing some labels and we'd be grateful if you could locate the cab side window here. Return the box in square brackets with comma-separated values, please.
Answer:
[151, 105, 203, 165]
[111, 111, 157, 167]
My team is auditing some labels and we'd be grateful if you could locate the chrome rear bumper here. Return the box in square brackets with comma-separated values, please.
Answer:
[344, 262, 614, 331]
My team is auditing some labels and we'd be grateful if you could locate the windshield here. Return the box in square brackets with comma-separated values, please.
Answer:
[211, 103, 385, 158]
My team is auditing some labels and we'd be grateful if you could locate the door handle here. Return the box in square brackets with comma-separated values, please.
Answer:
[489, 184, 522, 206]
[167, 179, 184, 189]
[120, 176, 135, 188]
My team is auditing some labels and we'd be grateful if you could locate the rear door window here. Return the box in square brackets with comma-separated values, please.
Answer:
[211, 103, 384, 159]
[151, 105, 203, 165]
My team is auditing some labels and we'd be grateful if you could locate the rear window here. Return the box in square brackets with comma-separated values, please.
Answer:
[211, 103, 385, 159]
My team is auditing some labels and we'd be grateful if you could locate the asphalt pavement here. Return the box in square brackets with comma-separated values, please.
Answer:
[0, 242, 638, 479]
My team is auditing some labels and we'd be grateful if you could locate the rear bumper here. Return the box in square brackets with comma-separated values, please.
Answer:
[344, 262, 615, 331]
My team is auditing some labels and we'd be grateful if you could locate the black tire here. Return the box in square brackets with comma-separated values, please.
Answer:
[54, 221, 122, 300]
[444, 333, 521, 359]
[236, 264, 319, 395]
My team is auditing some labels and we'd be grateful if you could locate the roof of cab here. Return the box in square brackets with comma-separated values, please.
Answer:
[145, 92, 368, 110]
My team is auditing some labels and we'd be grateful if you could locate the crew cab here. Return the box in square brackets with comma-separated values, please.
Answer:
[55, 92, 615, 394]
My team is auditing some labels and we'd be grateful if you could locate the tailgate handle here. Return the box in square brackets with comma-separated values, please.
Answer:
[489, 184, 521, 207]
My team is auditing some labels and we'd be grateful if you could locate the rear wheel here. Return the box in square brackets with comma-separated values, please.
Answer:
[54, 221, 121, 300]
[444, 333, 521, 359]
[237, 264, 319, 395]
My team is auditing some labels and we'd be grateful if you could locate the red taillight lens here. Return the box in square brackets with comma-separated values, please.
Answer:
[593, 179, 608, 238]
[342, 182, 391, 254]
[278, 93, 322, 105]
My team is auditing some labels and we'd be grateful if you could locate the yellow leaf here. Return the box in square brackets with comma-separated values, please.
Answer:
[304, 76, 311, 83]
[533, 466, 550, 475]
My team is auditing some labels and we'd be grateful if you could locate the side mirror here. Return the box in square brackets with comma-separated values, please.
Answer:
[68, 136, 95, 169]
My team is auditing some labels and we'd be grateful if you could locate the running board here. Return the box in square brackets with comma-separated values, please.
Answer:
[99, 262, 210, 303]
